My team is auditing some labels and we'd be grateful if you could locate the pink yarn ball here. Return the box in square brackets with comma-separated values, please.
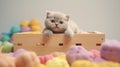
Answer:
[89, 49, 105, 62]
[0, 34, 3, 38]
[90, 49, 100, 59]
[21, 27, 31, 32]
[39, 54, 54, 64]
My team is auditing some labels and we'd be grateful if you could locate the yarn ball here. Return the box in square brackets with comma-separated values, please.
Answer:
[2, 32, 11, 37]
[1, 41, 13, 53]
[90, 49, 100, 59]
[45, 58, 69, 67]
[71, 60, 93, 67]
[56, 55, 66, 60]
[0, 53, 15, 67]
[0, 41, 2, 45]
[13, 48, 27, 57]
[29, 19, 43, 32]
[0, 41, 2, 52]
[0, 34, 3, 38]
[40, 64, 45, 67]
[39, 54, 54, 64]
[8, 48, 26, 57]
[10, 25, 21, 34]
[66, 45, 93, 64]
[8, 52, 14, 57]
[98, 61, 120, 67]
[15, 51, 40, 67]
[21, 26, 31, 32]
[89, 50, 106, 62]
[29, 19, 41, 27]
[20, 20, 29, 27]
[0, 35, 10, 42]
[30, 26, 42, 32]
[71, 60, 120, 67]
[100, 40, 120, 62]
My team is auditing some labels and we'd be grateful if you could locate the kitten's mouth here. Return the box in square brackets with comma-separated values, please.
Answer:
[53, 26, 60, 31]
[55, 26, 59, 28]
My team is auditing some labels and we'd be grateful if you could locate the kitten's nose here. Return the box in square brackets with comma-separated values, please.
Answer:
[55, 24, 58, 26]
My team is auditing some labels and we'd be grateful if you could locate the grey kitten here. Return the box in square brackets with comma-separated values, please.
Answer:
[43, 11, 80, 38]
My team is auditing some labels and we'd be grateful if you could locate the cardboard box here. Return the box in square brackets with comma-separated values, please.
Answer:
[12, 32, 105, 55]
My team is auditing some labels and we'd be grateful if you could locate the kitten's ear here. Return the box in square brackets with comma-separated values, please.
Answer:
[66, 15, 69, 21]
[46, 10, 52, 18]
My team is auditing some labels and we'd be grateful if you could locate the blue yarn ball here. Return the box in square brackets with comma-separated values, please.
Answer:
[2, 32, 11, 37]
[10, 25, 21, 34]
[0, 35, 10, 42]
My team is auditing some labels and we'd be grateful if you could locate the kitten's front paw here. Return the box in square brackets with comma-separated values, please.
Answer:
[43, 30, 53, 37]
[65, 31, 74, 38]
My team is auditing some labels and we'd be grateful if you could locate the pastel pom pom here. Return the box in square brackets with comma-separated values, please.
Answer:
[71, 60, 92, 67]
[66, 46, 93, 64]
[13, 48, 27, 57]
[39, 54, 54, 64]
[71, 60, 120, 67]
[46, 58, 69, 67]
[98, 61, 120, 67]
[100, 40, 120, 62]
[29, 19, 43, 32]
[0, 35, 10, 42]
[56, 55, 66, 60]
[39, 64, 45, 67]
[30, 26, 42, 32]
[0, 41, 2, 52]
[20, 20, 29, 27]
[21, 26, 31, 32]
[10, 25, 21, 34]
[0, 34, 3, 38]
[29, 19, 41, 26]
[90, 49, 100, 59]
[1, 41, 13, 53]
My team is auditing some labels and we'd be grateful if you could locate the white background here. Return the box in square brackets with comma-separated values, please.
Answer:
[0, 0, 120, 40]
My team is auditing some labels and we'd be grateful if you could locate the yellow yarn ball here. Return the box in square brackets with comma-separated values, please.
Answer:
[29, 19, 43, 32]
[46, 58, 69, 67]
[21, 32, 42, 34]
[71, 60, 91, 67]
[20, 20, 29, 27]
[99, 61, 120, 67]
[56, 55, 66, 60]
[39, 64, 45, 67]
[71, 60, 120, 67]
[30, 26, 42, 32]
[29, 19, 41, 26]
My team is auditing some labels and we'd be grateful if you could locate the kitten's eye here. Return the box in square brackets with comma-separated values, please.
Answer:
[51, 20, 55, 23]
[59, 21, 63, 24]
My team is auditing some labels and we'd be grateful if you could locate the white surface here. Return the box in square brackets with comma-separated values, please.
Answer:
[0, 0, 120, 40]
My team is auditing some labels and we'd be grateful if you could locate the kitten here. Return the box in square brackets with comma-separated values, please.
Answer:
[43, 11, 80, 38]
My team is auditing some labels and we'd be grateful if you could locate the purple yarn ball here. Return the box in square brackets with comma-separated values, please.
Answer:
[13, 48, 27, 57]
[21, 26, 31, 32]
[100, 40, 120, 62]
[66, 46, 93, 64]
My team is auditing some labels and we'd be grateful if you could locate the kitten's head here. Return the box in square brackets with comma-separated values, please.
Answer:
[45, 11, 69, 33]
